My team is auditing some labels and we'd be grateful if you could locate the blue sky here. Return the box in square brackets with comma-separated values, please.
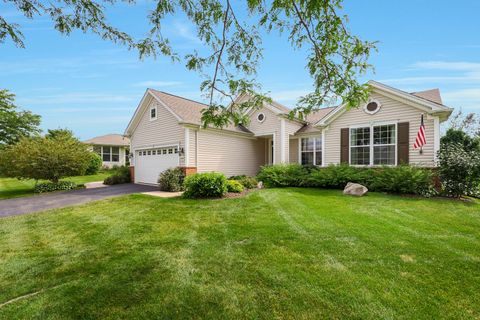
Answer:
[1, 0, 480, 139]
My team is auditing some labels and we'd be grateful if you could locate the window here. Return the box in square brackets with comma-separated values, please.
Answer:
[150, 106, 157, 120]
[168, 149, 173, 154]
[162, 149, 167, 154]
[373, 124, 396, 165]
[301, 136, 322, 166]
[93, 146, 101, 155]
[102, 147, 111, 162]
[111, 147, 119, 162]
[257, 113, 265, 123]
[350, 127, 370, 165]
[350, 124, 396, 166]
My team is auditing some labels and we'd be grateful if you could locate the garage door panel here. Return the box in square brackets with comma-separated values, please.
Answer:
[135, 146, 179, 184]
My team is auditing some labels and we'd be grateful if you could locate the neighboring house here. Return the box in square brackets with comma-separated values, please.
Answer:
[84, 134, 130, 168]
[124, 80, 453, 185]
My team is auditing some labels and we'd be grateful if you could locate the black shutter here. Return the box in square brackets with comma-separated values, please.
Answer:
[397, 122, 409, 164]
[340, 128, 349, 164]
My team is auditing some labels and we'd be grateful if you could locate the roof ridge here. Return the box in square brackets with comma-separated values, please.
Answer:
[149, 89, 208, 108]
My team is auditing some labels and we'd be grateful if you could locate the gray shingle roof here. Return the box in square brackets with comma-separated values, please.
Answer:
[84, 134, 130, 146]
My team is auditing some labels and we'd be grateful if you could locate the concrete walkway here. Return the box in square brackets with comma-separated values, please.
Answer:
[0, 183, 157, 217]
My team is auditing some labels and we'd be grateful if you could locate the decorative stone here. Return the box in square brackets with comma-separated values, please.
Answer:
[257, 181, 264, 189]
[343, 182, 368, 196]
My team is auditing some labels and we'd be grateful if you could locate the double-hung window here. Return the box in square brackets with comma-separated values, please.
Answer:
[350, 124, 396, 166]
[102, 147, 111, 162]
[301, 136, 322, 166]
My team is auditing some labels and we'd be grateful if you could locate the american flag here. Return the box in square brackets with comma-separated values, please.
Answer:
[413, 114, 427, 149]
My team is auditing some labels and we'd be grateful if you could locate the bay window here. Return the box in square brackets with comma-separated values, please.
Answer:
[301, 136, 322, 166]
[350, 124, 396, 166]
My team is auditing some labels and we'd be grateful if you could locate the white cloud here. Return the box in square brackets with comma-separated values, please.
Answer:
[133, 81, 182, 88]
[172, 21, 201, 44]
[412, 61, 480, 71]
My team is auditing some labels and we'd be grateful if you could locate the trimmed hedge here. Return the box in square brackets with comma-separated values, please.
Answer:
[34, 180, 77, 193]
[158, 167, 185, 192]
[227, 180, 244, 193]
[229, 175, 258, 189]
[183, 172, 227, 198]
[257, 164, 437, 197]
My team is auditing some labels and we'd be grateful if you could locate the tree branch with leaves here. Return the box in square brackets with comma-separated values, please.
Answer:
[1, 0, 376, 127]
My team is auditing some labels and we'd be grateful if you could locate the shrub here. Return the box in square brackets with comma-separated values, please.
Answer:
[306, 164, 373, 188]
[104, 166, 131, 185]
[34, 180, 77, 193]
[257, 163, 436, 197]
[370, 165, 437, 197]
[256, 164, 308, 187]
[229, 175, 258, 189]
[226, 179, 244, 193]
[183, 172, 227, 198]
[438, 143, 480, 197]
[85, 152, 102, 175]
[158, 167, 185, 192]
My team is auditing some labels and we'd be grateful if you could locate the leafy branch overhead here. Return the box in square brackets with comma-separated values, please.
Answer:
[1, 0, 376, 127]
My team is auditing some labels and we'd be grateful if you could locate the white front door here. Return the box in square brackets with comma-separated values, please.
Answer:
[135, 146, 179, 184]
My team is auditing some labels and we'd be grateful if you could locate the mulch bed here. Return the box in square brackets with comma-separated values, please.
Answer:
[223, 188, 255, 199]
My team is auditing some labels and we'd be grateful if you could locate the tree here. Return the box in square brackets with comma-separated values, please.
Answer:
[45, 128, 76, 140]
[0, 89, 41, 146]
[1, 0, 376, 127]
[441, 128, 480, 153]
[446, 110, 480, 137]
[0, 135, 91, 183]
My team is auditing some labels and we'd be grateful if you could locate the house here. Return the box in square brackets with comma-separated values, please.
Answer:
[124, 80, 453, 185]
[84, 134, 130, 168]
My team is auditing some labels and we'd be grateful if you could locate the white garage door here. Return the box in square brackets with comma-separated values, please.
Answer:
[135, 146, 179, 184]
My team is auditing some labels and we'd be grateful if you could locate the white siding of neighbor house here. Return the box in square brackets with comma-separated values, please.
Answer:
[324, 91, 436, 166]
[130, 100, 186, 166]
[284, 120, 303, 163]
[188, 128, 197, 167]
[197, 130, 265, 176]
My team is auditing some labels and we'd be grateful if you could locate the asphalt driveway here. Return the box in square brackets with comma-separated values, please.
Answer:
[0, 183, 157, 217]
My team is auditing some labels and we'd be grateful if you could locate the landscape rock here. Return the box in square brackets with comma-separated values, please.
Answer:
[343, 182, 368, 196]
[257, 181, 264, 189]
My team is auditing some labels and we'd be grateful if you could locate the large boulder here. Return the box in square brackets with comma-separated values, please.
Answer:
[343, 182, 368, 196]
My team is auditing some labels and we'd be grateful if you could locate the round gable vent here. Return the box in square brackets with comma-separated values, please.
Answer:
[364, 100, 381, 115]
[257, 113, 266, 122]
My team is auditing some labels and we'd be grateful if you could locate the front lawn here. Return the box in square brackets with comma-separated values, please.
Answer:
[0, 189, 479, 319]
[0, 172, 111, 199]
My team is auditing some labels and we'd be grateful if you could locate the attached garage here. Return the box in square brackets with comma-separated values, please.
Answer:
[134, 146, 179, 184]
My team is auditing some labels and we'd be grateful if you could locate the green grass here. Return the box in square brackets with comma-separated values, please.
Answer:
[0, 172, 112, 199]
[0, 188, 479, 319]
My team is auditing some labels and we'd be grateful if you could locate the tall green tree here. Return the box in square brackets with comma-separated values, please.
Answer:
[1, 0, 376, 126]
[0, 89, 41, 145]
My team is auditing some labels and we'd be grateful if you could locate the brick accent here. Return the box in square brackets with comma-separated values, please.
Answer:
[129, 166, 135, 183]
[179, 166, 197, 176]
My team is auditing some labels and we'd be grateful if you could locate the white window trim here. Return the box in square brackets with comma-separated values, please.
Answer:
[149, 105, 157, 121]
[349, 123, 397, 166]
[300, 135, 322, 166]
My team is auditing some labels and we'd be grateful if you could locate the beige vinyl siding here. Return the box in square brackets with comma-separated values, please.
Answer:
[324, 91, 436, 166]
[247, 107, 282, 163]
[284, 120, 302, 163]
[197, 130, 265, 176]
[289, 138, 299, 164]
[130, 100, 185, 166]
[188, 128, 197, 167]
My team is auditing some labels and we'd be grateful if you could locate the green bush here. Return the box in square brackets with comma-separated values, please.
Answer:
[306, 164, 373, 188]
[370, 165, 437, 197]
[258, 163, 436, 197]
[438, 143, 480, 197]
[226, 179, 244, 193]
[85, 152, 102, 175]
[183, 172, 227, 198]
[256, 164, 308, 187]
[34, 180, 77, 193]
[158, 167, 185, 192]
[229, 175, 258, 189]
[104, 166, 131, 185]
